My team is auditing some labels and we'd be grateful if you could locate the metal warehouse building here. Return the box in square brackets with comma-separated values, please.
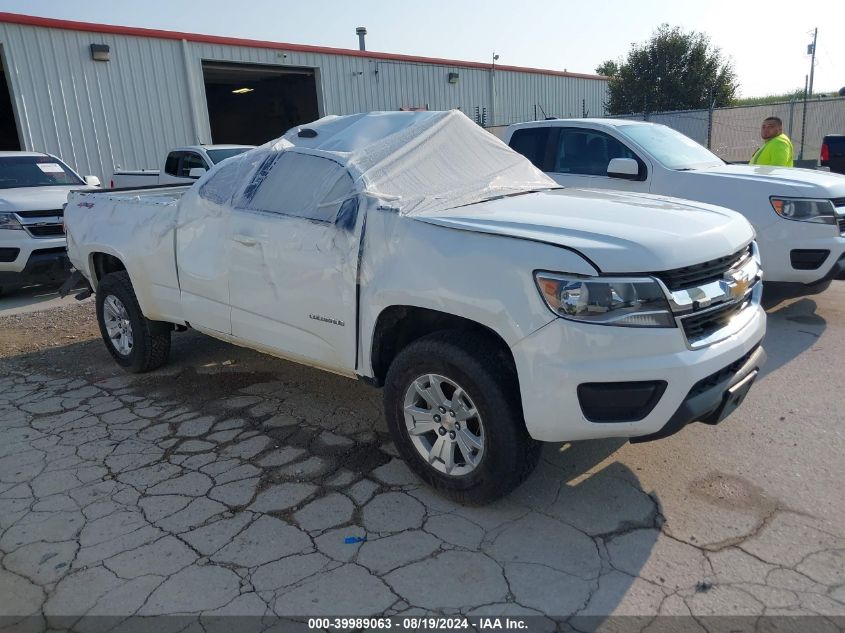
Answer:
[0, 12, 608, 182]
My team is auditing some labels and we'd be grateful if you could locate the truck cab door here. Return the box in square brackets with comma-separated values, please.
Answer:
[175, 160, 236, 335]
[228, 152, 361, 374]
[545, 127, 650, 193]
[158, 151, 184, 185]
[160, 151, 209, 185]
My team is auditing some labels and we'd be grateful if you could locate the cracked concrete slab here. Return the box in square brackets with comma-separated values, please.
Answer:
[1, 286, 844, 623]
[357, 530, 441, 574]
[386, 551, 508, 609]
[274, 564, 395, 616]
[362, 492, 426, 533]
[210, 516, 312, 567]
[293, 493, 354, 532]
[140, 564, 242, 614]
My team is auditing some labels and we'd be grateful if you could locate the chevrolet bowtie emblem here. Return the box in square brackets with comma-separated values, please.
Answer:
[721, 272, 749, 300]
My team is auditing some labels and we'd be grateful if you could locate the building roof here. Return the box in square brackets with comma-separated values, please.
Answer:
[0, 12, 606, 81]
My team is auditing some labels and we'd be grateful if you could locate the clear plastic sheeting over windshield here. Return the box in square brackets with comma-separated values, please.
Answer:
[194, 110, 558, 219]
[619, 124, 724, 171]
[0, 155, 83, 189]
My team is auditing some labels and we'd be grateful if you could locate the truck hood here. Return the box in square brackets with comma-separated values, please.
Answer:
[0, 185, 93, 212]
[691, 164, 845, 198]
[414, 189, 754, 273]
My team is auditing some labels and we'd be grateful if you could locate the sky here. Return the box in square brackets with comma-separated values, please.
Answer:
[1, 0, 843, 98]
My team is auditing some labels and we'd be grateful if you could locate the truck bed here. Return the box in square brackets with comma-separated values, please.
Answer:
[65, 186, 192, 325]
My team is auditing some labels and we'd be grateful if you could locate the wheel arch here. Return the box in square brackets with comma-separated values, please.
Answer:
[370, 305, 520, 392]
[89, 251, 127, 288]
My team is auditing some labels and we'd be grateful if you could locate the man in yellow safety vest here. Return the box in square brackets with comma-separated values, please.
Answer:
[749, 117, 794, 167]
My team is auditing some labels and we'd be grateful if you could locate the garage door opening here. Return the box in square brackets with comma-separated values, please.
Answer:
[202, 61, 320, 146]
[0, 47, 21, 151]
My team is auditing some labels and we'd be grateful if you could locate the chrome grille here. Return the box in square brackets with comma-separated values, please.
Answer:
[15, 209, 63, 219]
[663, 242, 762, 349]
[653, 245, 752, 291]
[835, 198, 845, 234]
[26, 225, 64, 237]
[681, 297, 751, 343]
[14, 209, 64, 239]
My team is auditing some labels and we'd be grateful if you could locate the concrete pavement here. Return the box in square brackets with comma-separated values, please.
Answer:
[0, 283, 844, 629]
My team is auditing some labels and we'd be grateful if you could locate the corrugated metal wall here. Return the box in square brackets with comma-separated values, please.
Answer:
[0, 22, 194, 181]
[0, 19, 608, 181]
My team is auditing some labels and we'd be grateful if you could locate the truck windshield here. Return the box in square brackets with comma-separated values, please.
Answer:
[206, 148, 252, 164]
[0, 155, 84, 189]
[618, 124, 724, 170]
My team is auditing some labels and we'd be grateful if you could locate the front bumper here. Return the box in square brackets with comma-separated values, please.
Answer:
[629, 344, 765, 443]
[757, 221, 845, 285]
[511, 302, 766, 442]
[0, 236, 70, 288]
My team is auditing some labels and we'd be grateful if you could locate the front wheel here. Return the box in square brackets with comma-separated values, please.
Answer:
[384, 330, 541, 504]
[95, 271, 171, 373]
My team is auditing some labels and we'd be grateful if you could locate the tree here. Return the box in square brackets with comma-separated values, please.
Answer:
[597, 24, 739, 115]
[595, 60, 619, 78]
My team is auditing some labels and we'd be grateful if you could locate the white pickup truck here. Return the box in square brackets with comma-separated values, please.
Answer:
[0, 152, 99, 295]
[505, 119, 845, 291]
[110, 145, 253, 189]
[66, 111, 766, 503]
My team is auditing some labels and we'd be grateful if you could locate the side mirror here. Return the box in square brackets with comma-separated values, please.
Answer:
[335, 197, 359, 232]
[607, 158, 639, 180]
[84, 175, 101, 187]
[188, 167, 207, 179]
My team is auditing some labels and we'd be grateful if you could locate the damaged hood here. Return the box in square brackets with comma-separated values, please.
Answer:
[414, 188, 755, 273]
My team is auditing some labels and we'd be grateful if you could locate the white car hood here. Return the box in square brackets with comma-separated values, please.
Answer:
[692, 164, 845, 198]
[415, 189, 754, 273]
[0, 185, 92, 212]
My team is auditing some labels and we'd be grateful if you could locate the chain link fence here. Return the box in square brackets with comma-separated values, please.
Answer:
[613, 97, 845, 164]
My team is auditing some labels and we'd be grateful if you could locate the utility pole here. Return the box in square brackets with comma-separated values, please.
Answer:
[799, 74, 808, 160]
[807, 28, 818, 98]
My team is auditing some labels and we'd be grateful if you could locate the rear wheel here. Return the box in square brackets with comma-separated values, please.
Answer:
[95, 271, 171, 373]
[384, 330, 541, 504]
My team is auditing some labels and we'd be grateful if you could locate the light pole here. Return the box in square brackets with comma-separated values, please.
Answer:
[489, 53, 499, 128]
[799, 29, 818, 161]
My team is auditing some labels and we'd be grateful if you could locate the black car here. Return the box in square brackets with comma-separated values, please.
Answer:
[821, 134, 845, 175]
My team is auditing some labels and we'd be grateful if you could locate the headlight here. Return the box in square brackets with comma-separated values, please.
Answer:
[770, 197, 835, 224]
[534, 273, 675, 328]
[0, 212, 23, 230]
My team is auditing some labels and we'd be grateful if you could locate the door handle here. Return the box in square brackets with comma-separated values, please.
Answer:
[233, 235, 259, 247]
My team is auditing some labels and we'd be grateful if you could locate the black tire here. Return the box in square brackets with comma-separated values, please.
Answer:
[95, 271, 171, 373]
[383, 330, 541, 505]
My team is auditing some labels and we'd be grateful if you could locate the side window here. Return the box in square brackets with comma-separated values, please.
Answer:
[179, 153, 207, 178]
[164, 152, 182, 176]
[237, 152, 353, 223]
[554, 129, 638, 177]
[198, 159, 242, 206]
[508, 127, 552, 170]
